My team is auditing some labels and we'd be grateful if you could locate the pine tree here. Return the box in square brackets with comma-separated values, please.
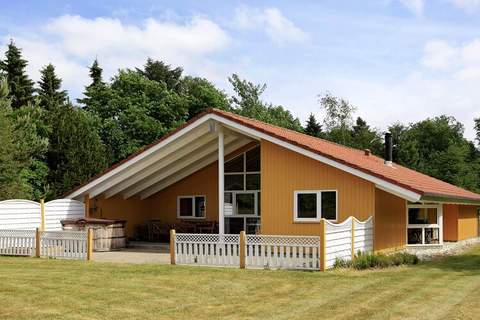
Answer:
[0, 40, 35, 109]
[0, 78, 26, 199]
[37, 64, 68, 109]
[89, 58, 103, 87]
[304, 113, 322, 137]
[136, 58, 183, 91]
[77, 59, 110, 113]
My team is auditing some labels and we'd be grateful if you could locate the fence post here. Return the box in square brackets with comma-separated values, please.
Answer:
[239, 231, 246, 269]
[87, 228, 93, 261]
[351, 218, 355, 260]
[40, 199, 45, 231]
[170, 229, 176, 265]
[35, 228, 41, 258]
[320, 219, 326, 271]
[84, 194, 90, 218]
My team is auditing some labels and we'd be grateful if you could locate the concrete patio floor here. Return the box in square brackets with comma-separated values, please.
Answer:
[93, 242, 170, 264]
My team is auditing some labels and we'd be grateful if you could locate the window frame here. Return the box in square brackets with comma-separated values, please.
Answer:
[293, 190, 338, 222]
[406, 203, 443, 246]
[177, 195, 207, 219]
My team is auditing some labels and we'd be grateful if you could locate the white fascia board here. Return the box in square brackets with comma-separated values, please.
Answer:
[66, 116, 214, 200]
[209, 114, 422, 202]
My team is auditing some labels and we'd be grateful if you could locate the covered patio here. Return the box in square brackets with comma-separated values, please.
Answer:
[65, 113, 261, 242]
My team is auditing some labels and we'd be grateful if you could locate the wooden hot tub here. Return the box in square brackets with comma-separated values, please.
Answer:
[61, 218, 127, 251]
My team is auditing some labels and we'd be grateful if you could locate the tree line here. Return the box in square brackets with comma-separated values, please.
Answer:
[1, 40, 479, 200]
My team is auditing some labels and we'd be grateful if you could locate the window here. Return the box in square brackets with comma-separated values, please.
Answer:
[294, 190, 337, 222]
[407, 205, 442, 245]
[223, 146, 261, 233]
[177, 196, 206, 219]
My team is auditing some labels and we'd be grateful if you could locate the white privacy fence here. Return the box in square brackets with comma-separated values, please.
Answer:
[0, 199, 85, 231]
[324, 216, 374, 268]
[0, 229, 91, 260]
[172, 216, 373, 271]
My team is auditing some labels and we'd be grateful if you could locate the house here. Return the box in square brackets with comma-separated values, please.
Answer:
[64, 108, 480, 252]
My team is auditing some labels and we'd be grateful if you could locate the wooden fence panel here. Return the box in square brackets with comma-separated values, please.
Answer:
[0, 200, 41, 230]
[245, 235, 320, 270]
[44, 199, 85, 231]
[325, 217, 353, 268]
[40, 230, 88, 260]
[0, 230, 36, 256]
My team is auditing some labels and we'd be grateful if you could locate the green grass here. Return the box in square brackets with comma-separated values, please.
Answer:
[1, 247, 480, 320]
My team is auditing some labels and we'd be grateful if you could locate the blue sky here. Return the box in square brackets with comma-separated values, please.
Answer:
[1, 0, 480, 139]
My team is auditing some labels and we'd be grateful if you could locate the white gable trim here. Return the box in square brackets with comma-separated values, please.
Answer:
[66, 112, 422, 202]
[209, 114, 422, 202]
[65, 116, 214, 199]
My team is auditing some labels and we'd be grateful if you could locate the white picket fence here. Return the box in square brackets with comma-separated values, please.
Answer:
[0, 229, 88, 260]
[174, 233, 320, 270]
[41, 231, 88, 260]
[324, 216, 374, 268]
[0, 230, 36, 256]
[173, 216, 373, 271]
[245, 235, 320, 270]
[0, 199, 85, 231]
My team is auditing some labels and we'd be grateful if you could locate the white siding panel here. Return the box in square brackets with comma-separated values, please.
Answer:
[44, 199, 85, 231]
[0, 200, 41, 230]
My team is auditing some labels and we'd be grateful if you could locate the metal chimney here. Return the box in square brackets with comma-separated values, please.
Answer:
[384, 132, 393, 166]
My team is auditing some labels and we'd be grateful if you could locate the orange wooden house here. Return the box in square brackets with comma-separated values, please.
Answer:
[64, 109, 480, 251]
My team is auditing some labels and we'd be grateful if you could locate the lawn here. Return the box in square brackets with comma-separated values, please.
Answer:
[1, 247, 480, 320]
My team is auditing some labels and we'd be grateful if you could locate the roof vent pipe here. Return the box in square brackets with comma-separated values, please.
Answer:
[384, 132, 393, 166]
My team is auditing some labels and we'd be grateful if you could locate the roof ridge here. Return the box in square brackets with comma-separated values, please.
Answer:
[210, 108, 369, 155]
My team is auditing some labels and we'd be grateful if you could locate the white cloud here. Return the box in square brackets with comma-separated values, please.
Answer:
[421, 39, 480, 80]
[234, 6, 309, 44]
[397, 0, 425, 15]
[421, 40, 459, 70]
[450, 0, 480, 12]
[2, 14, 231, 98]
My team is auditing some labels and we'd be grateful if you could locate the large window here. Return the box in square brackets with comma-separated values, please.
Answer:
[407, 205, 442, 245]
[177, 195, 206, 219]
[294, 190, 337, 222]
[224, 146, 260, 233]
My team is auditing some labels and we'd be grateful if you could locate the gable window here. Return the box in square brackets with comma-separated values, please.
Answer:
[294, 190, 337, 222]
[224, 146, 261, 234]
[177, 195, 206, 219]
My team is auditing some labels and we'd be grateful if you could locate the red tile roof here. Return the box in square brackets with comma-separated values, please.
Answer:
[65, 108, 480, 203]
[210, 109, 480, 203]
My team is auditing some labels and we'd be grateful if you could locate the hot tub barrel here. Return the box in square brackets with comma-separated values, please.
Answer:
[61, 218, 127, 251]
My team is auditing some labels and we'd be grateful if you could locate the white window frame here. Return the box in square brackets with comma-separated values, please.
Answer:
[177, 195, 207, 219]
[293, 190, 338, 222]
[225, 190, 259, 217]
[406, 203, 443, 246]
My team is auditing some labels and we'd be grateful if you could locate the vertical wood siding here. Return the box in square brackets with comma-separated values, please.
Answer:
[443, 204, 459, 241]
[90, 195, 150, 237]
[92, 143, 259, 237]
[260, 140, 375, 236]
[458, 205, 479, 240]
[374, 188, 406, 251]
[148, 162, 219, 223]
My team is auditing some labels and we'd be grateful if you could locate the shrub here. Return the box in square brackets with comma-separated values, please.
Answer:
[334, 251, 418, 270]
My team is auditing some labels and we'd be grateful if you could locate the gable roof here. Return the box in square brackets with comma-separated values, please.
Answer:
[65, 108, 480, 204]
